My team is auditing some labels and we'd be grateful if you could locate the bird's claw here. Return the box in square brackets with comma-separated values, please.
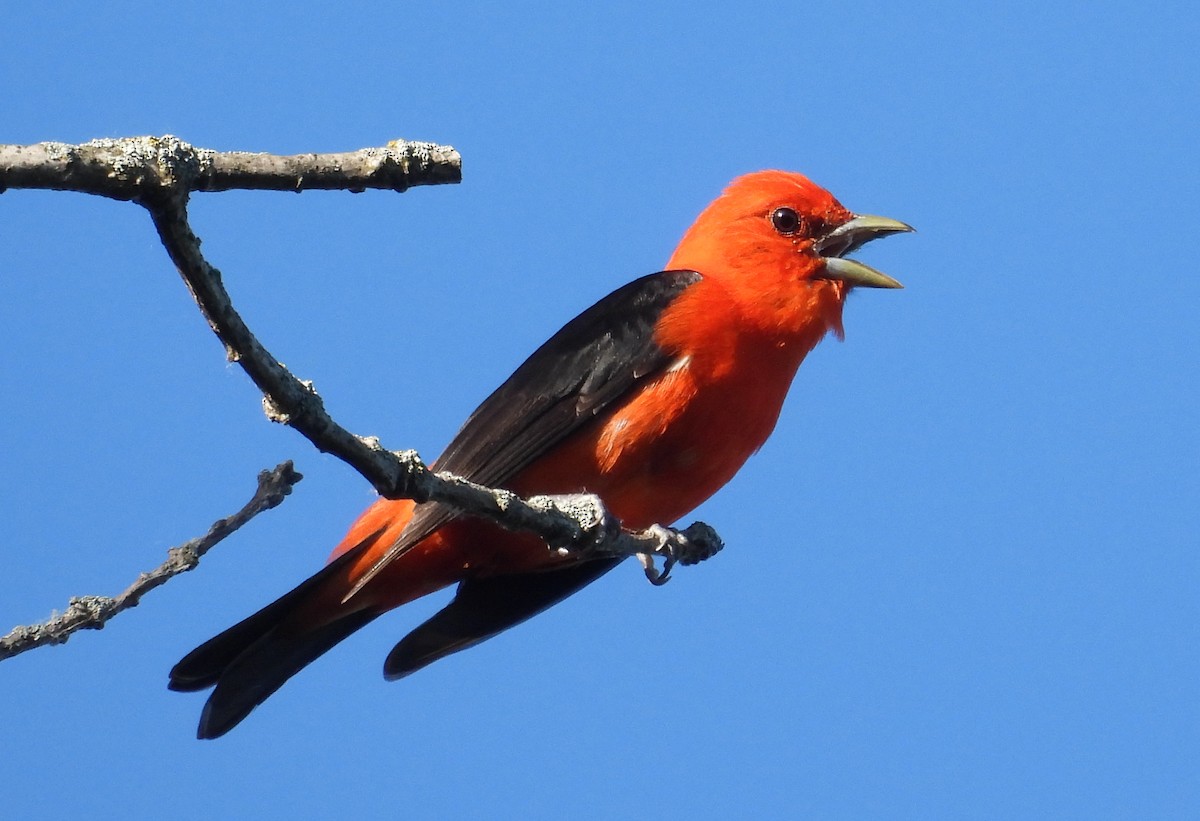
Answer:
[638, 549, 677, 586]
[637, 522, 723, 585]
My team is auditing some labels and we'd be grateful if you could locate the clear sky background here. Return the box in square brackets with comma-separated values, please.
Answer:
[2, 2, 1196, 819]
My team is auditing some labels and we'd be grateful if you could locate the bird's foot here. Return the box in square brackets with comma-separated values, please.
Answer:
[637, 522, 724, 585]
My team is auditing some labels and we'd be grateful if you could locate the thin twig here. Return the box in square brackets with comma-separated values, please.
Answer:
[0, 462, 303, 661]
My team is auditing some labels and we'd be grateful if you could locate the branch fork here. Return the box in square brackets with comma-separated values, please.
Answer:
[0, 136, 724, 659]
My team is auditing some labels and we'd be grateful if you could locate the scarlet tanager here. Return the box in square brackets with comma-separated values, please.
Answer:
[169, 170, 911, 738]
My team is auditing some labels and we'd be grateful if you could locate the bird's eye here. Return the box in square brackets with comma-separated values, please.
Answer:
[770, 207, 800, 236]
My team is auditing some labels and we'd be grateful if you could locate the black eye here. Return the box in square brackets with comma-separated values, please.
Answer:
[770, 207, 800, 235]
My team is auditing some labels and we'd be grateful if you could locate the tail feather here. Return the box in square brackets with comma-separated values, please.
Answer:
[172, 516, 609, 737]
[169, 548, 363, 692]
[196, 610, 378, 740]
[169, 548, 378, 739]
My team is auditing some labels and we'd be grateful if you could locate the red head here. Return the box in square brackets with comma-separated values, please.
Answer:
[665, 170, 910, 341]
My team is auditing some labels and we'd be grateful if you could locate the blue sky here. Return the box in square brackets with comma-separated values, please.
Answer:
[2, 2, 1196, 818]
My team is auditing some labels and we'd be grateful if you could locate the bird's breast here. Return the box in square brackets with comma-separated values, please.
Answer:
[513, 340, 804, 530]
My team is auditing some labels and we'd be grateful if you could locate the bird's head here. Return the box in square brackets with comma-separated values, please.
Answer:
[666, 170, 911, 338]
[669, 170, 911, 291]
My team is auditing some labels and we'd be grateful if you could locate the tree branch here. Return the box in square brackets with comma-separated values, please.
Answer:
[0, 462, 303, 661]
[0, 135, 724, 614]
[0, 136, 461, 200]
[145, 190, 423, 499]
[146, 189, 722, 581]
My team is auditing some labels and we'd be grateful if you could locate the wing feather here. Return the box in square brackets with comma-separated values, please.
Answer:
[345, 270, 702, 599]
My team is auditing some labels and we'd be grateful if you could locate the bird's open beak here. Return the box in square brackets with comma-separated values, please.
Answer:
[815, 214, 913, 289]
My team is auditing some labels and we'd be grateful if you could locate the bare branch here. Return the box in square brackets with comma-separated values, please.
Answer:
[1, 135, 724, 613]
[143, 178, 724, 580]
[0, 462, 303, 661]
[0, 136, 461, 201]
[146, 193, 419, 495]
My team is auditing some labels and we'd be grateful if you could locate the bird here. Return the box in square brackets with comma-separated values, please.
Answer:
[169, 170, 911, 739]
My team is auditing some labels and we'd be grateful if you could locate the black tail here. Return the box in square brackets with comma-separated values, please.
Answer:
[173, 551, 620, 737]
[169, 550, 377, 740]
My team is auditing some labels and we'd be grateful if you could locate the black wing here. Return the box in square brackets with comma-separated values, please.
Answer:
[435, 269, 703, 482]
[345, 269, 702, 599]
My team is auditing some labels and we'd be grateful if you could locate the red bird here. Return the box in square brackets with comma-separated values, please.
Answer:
[169, 170, 910, 738]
